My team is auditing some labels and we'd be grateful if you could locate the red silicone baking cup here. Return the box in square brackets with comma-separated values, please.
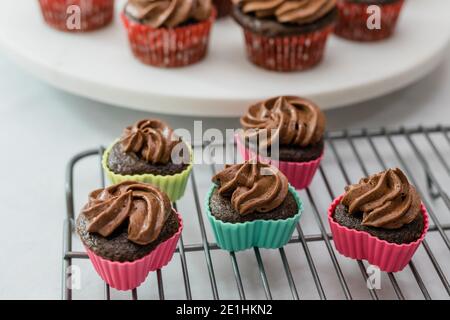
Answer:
[121, 9, 216, 68]
[334, 0, 404, 41]
[85, 212, 183, 291]
[328, 195, 429, 272]
[235, 135, 323, 190]
[38, 0, 114, 32]
[241, 24, 334, 72]
[213, 0, 232, 18]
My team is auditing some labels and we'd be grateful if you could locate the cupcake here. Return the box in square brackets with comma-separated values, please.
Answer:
[38, 0, 114, 32]
[77, 181, 183, 290]
[206, 160, 303, 251]
[121, 0, 217, 68]
[103, 119, 193, 202]
[213, 0, 232, 18]
[236, 96, 325, 190]
[231, 0, 337, 72]
[328, 168, 429, 272]
[334, 0, 405, 41]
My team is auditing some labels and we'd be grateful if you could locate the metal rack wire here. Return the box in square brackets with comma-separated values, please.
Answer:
[62, 125, 450, 300]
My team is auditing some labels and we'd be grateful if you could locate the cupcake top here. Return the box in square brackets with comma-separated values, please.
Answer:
[120, 119, 181, 165]
[234, 0, 336, 25]
[240, 96, 326, 149]
[125, 0, 213, 28]
[212, 160, 289, 215]
[82, 181, 172, 245]
[341, 168, 422, 229]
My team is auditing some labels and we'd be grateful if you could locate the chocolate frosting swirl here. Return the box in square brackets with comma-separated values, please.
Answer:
[126, 0, 213, 28]
[82, 181, 172, 245]
[240, 96, 326, 148]
[120, 119, 180, 165]
[235, 0, 336, 25]
[212, 161, 289, 215]
[341, 168, 422, 229]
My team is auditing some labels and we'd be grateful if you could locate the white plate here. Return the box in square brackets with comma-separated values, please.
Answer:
[0, 0, 449, 117]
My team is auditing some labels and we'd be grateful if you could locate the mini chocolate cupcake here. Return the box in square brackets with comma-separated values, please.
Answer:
[206, 160, 303, 251]
[328, 168, 429, 272]
[103, 119, 193, 201]
[334, 0, 405, 41]
[77, 181, 183, 290]
[236, 96, 326, 189]
[39, 0, 114, 32]
[121, 0, 216, 68]
[231, 0, 337, 71]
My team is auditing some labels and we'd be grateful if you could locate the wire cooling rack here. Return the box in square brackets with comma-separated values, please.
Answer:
[62, 125, 450, 300]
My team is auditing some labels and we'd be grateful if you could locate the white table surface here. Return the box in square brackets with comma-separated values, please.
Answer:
[0, 48, 449, 300]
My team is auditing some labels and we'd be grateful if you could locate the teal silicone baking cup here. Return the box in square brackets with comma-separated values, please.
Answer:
[102, 141, 193, 202]
[205, 185, 303, 251]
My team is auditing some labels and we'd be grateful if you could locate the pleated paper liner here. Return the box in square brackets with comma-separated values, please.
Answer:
[240, 23, 334, 72]
[85, 212, 183, 291]
[38, 0, 114, 32]
[206, 185, 303, 252]
[102, 142, 193, 202]
[121, 9, 217, 68]
[235, 135, 323, 190]
[334, 0, 405, 41]
[328, 195, 429, 272]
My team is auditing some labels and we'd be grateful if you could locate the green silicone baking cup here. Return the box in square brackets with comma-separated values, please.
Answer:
[102, 142, 193, 202]
[206, 185, 303, 251]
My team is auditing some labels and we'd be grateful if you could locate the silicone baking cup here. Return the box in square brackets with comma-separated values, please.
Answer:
[328, 195, 429, 272]
[85, 212, 183, 291]
[102, 142, 193, 202]
[235, 135, 323, 190]
[38, 0, 114, 32]
[206, 185, 303, 251]
[121, 9, 216, 68]
[334, 0, 405, 41]
[240, 24, 334, 72]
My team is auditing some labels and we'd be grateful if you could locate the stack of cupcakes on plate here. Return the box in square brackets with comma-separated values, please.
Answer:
[328, 168, 429, 272]
[38, 0, 114, 32]
[237, 96, 326, 190]
[121, 0, 217, 67]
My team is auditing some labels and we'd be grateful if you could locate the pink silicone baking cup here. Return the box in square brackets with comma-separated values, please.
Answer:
[85, 212, 183, 291]
[328, 195, 429, 272]
[235, 135, 323, 190]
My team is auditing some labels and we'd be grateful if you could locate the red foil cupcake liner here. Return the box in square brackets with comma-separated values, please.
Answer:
[121, 9, 216, 68]
[235, 135, 323, 190]
[335, 0, 404, 41]
[241, 24, 334, 72]
[85, 212, 183, 291]
[213, 0, 232, 18]
[328, 196, 429, 273]
[38, 0, 114, 32]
